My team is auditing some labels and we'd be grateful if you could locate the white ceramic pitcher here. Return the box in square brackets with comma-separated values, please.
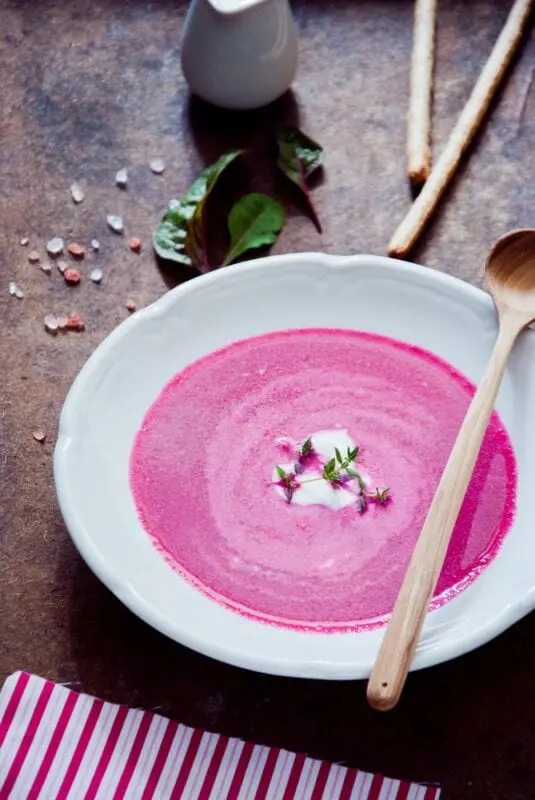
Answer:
[180, 0, 298, 110]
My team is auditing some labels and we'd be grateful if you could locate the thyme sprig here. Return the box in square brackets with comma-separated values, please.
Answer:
[274, 437, 391, 513]
[322, 445, 362, 486]
[275, 465, 299, 502]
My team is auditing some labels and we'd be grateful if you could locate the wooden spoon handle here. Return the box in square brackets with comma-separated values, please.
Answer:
[367, 313, 523, 711]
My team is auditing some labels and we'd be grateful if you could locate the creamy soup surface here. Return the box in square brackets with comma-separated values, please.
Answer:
[130, 329, 516, 631]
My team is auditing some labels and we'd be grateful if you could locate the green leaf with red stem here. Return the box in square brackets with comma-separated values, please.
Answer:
[153, 150, 243, 272]
[276, 128, 323, 233]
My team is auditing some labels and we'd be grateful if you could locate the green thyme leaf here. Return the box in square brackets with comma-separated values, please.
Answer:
[300, 437, 313, 456]
[276, 465, 287, 481]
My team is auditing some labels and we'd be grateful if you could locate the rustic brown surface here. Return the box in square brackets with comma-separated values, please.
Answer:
[2, 1, 535, 797]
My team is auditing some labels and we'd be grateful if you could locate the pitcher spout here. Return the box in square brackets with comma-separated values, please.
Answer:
[207, 0, 274, 15]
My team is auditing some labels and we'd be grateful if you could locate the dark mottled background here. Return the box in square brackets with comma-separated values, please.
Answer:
[1, 2, 535, 798]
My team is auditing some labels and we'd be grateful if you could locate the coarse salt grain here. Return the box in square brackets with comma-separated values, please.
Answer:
[28, 250, 40, 264]
[32, 430, 46, 443]
[150, 158, 165, 174]
[66, 312, 85, 331]
[44, 314, 59, 334]
[115, 168, 128, 188]
[41, 262, 52, 274]
[90, 238, 100, 251]
[64, 268, 81, 285]
[9, 282, 23, 299]
[107, 214, 124, 234]
[46, 237, 64, 257]
[89, 267, 103, 284]
[70, 183, 85, 204]
[20, 237, 29, 246]
[67, 243, 85, 258]
[56, 260, 68, 274]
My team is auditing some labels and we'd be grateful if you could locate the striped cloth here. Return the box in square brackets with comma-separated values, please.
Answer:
[0, 673, 440, 799]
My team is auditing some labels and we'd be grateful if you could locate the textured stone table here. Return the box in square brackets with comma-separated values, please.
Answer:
[2, 1, 535, 797]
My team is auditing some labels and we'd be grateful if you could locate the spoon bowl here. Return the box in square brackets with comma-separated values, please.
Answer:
[486, 228, 535, 315]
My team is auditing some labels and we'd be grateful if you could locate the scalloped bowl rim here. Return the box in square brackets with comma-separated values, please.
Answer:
[54, 253, 535, 679]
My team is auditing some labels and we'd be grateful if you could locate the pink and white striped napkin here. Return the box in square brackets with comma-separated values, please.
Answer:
[0, 673, 440, 799]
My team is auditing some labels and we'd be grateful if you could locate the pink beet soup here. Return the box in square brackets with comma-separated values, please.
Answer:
[130, 329, 516, 632]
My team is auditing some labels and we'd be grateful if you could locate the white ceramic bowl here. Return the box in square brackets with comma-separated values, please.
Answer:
[54, 253, 535, 679]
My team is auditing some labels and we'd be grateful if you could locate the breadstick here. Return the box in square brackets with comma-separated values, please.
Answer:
[407, 0, 437, 184]
[390, 0, 533, 259]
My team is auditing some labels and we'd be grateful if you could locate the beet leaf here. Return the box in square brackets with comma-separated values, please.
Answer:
[153, 150, 242, 272]
[223, 193, 285, 265]
[276, 128, 323, 233]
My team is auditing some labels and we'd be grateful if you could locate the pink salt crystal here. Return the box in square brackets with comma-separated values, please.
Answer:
[64, 268, 81, 286]
[66, 311, 85, 331]
[126, 300, 136, 313]
[67, 242, 85, 258]
[28, 250, 40, 264]
[32, 430, 46, 443]
[56, 260, 68, 274]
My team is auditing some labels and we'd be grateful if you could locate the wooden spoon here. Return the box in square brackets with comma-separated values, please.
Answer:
[367, 229, 535, 712]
